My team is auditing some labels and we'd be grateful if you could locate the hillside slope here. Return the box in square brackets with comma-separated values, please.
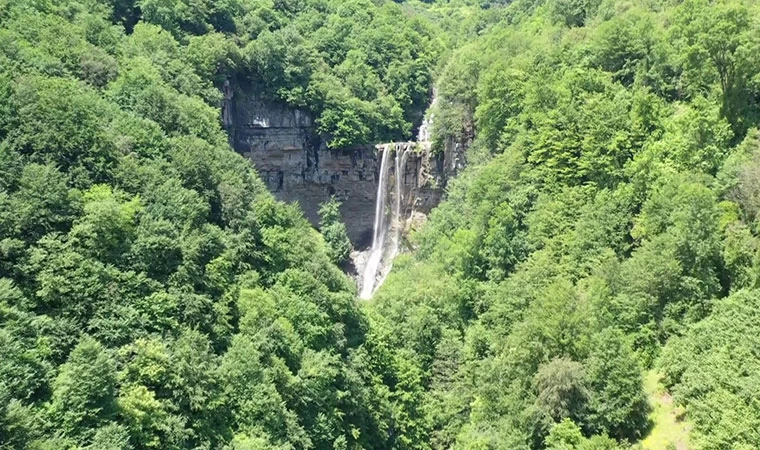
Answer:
[3, 0, 760, 449]
[369, 0, 760, 448]
[0, 0, 441, 448]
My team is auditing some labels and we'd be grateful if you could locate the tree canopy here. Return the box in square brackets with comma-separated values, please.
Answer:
[0, 0, 438, 448]
[369, 0, 760, 448]
[4, 0, 760, 449]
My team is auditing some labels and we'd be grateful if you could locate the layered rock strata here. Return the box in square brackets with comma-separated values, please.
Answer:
[225, 88, 451, 249]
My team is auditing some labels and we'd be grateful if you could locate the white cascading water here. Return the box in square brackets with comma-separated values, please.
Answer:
[360, 145, 393, 299]
[373, 147, 408, 292]
[359, 96, 435, 299]
[360, 144, 410, 299]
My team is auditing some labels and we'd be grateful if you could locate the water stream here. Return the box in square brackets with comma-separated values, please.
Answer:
[360, 146, 391, 299]
[359, 145, 409, 299]
[359, 100, 434, 299]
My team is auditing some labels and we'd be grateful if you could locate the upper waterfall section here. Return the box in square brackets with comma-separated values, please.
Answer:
[224, 85, 457, 249]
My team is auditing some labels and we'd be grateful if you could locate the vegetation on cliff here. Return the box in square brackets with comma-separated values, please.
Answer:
[3, 0, 760, 449]
[125, 0, 439, 148]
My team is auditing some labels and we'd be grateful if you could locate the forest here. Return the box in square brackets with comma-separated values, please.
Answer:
[1, 0, 760, 449]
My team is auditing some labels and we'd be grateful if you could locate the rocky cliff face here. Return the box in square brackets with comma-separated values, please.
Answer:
[225, 85, 455, 249]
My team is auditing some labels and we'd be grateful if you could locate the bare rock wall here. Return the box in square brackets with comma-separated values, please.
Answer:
[225, 87, 448, 248]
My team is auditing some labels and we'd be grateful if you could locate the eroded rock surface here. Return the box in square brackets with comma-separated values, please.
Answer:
[225, 87, 451, 249]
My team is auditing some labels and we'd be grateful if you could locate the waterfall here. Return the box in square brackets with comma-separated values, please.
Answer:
[390, 146, 410, 255]
[360, 146, 392, 299]
[416, 88, 436, 143]
[359, 144, 409, 299]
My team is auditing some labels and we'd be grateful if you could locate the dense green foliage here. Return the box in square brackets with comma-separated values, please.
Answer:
[319, 198, 352, 266]
[0, 1, 440, 449]
[4, 0, 760, 449]
[135, 0, 441, 148]
[370, 0, 760, 448]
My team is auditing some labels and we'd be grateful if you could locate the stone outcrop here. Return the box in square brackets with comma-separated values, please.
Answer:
[378, 141, 442, 235]
[225, 86, 454, 249]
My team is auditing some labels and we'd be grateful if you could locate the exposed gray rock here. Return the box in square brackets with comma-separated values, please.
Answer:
[226, 86, 452, 249]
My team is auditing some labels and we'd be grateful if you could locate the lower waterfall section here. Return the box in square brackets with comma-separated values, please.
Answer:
[359, 144, 410, 299]
[360, 146, 392, 299]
